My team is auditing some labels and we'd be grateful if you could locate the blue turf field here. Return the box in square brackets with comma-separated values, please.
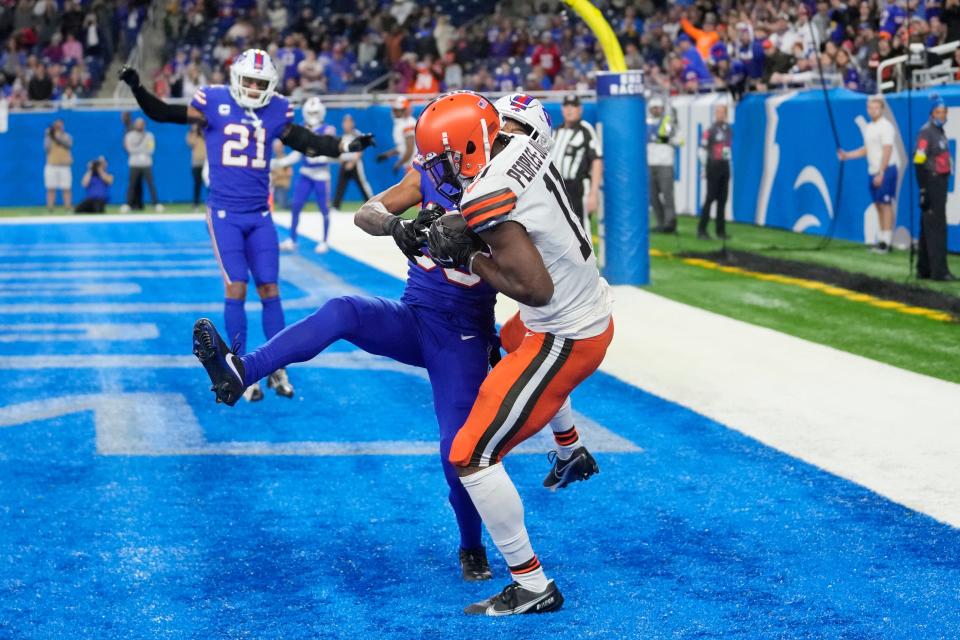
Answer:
[0, 218, 958, 639]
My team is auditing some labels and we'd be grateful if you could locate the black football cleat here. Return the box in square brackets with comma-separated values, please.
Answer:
[543, 446, 599, 491]
[460, 547, 493, 582]
[464, 580, 564, 616]
[192, 318, 247, 406]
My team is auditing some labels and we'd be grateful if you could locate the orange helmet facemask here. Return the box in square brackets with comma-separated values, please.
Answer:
[415, 91, 501, 196]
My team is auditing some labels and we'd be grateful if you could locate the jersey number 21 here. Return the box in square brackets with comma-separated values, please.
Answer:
[222, 124, 267, 169]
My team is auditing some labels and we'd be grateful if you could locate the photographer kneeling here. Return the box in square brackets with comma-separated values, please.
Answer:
[74, 157, 114, 214]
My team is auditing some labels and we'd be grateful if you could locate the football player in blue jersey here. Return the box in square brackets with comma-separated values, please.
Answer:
[117, 50, 373, 402]
[191, 93, 599, 586]
[275, 96, 338, 254]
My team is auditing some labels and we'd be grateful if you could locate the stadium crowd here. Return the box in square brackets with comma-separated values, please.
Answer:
[146, 0, 960, 103]
[0, 0, 150, 107]
[5, 0, 960, 108]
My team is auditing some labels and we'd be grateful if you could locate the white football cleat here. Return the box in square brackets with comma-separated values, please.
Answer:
[154, 203, 165, 212]
[330, 207, 341, 215]
[242, 382, 264, 402]
[279, 238, 297, 252]
[314, 241, 329, 254]
[119, 204, 130, 213]
[267, 368, 294, 398]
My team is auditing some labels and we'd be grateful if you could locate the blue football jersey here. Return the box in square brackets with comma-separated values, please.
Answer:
[191, 85, 294, 213]
[400, 160, 498, 327]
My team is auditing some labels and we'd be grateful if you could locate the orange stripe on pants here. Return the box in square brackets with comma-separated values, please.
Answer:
[449, 315, 614, 467]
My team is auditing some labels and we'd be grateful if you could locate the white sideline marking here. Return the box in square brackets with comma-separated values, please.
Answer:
[0, 260, 213, 270]
[0, 248, 212, 257]
[0, 323, 158, 342]
[0, 254, 359, 315]
[0, 241, 211, 249]
[0, 213, 205, 225]
[0, 392, 640, 456]
[0, 351, 426, 374]
[0, 269, 220, 280]
[303, 213, 960, 528]
[0, 282, 141, 296]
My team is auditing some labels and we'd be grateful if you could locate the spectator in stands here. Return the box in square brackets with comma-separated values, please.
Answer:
[122, 117, 162, 213]
[434, 15, 455, 58]
[74, 156, 113, 214]
[531, 31, 561, 80]
[62, 33, 82, 64]
[410, 60, 439, 94]
[443, 51, 463, 89]
[276, 35, 304, 87]
[27, 62, 52, 101]
[43, 118, 72, 212]
[324, 44, 353, 94]
[681, 11, 719, 61]
[186, 123, 206, 212]
[836, 47, 861, 90]
[647, 97, 682, 234]
[298, 49, 325, 93]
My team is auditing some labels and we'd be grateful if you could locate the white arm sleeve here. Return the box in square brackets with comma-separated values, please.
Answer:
[271, 150, 303, 169]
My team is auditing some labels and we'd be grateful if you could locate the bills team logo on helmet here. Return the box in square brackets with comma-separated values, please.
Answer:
[229, 48, 279, 110]
[493, 93, 554, 151]
[508, 94, 534, 111]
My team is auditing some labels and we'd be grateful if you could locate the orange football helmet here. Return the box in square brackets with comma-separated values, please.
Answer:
[415, 91, 501, 180]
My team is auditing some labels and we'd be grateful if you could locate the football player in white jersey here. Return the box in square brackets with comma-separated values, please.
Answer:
[418, 91, 614, 616]
[376, 96, 416, 173]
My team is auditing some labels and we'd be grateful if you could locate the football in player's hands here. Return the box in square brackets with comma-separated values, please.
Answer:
[427, 213, 489, 269]
[412, 202, 446, 237]
[118, 66, 140, 89]
[386, 216, 423, 261]
[348, 133, 375, 152]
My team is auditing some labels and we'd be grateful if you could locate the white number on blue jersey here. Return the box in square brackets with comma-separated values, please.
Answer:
[221, 124, 267, 169]
[414, 255, 482, 287]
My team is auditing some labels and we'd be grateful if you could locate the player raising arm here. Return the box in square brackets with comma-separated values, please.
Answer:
[118, 50, 373, 402]
[419, 92, 614, 616]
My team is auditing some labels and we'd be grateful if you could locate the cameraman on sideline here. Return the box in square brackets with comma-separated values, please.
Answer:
[44, 119, 73, 212]
[74, 156, 114, 214]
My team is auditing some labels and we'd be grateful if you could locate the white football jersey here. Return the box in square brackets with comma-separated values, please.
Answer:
[393, 115, 416, 168]
[461, 134, 612, 339]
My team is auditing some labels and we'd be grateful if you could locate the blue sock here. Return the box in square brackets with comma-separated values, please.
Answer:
[441, 437, 484, 550]
[320, 205, 330, 243]
[261, 295, 285, 341]
[224, 298, 247, 356]
[240, 297, 359, 386]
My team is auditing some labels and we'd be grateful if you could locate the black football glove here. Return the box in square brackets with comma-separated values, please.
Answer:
[375, 151, 391, 163]
[427, 213, 489, 270]
[385, 216, 423, 261]
[411, 202, 447, 237]
[118, 66, 140, 89]
[348, 133, 375, 152]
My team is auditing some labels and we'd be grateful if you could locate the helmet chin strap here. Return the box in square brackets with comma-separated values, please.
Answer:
[480, 118, 491, 166]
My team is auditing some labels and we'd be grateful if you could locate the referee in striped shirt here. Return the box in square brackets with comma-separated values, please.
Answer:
[550, 94, 603, 232]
